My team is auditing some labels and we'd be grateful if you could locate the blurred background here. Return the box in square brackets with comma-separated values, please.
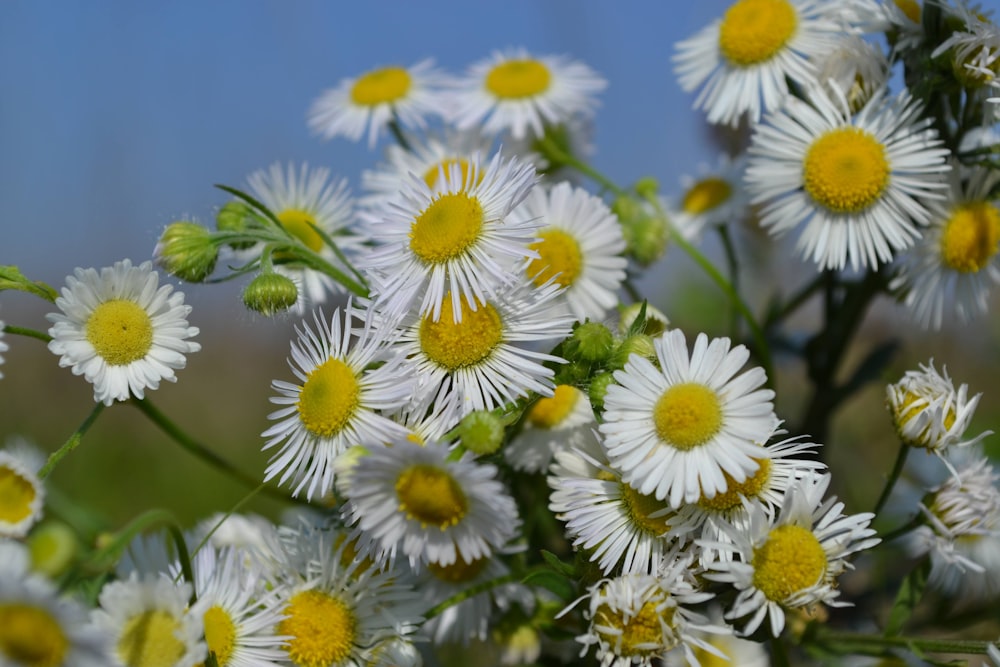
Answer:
[1, 0, 998, 534]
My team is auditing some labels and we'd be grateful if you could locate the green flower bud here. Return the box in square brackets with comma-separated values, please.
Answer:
[609, 333, 655, 370]
[570, 321, 614, 363]
[456, 410, 505, 456]
[588, 371, 616, 413]
[622, 211, 668, 267]
[242, 272, 298, 316]
[634, 176, 659, 199]
[29, 521, 78, 578]
[154, 221, 218, 282]
[618, 302, 670, 336]
[216, 200, 257, 250]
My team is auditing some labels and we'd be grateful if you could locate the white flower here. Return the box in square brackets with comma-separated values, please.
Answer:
[449, 48, 606, 141]
[0, 448, 45, 538]
[505, 383, 596, 474]
[600, 329, 778, 508]
[673, 0, 846, 126]
[745, 86, 951, 271]
[308, 59, 451, 148]
[47, 259, 200, 405]
[262, 303, 412, 500]
[813, 33, 890, 112]
[667, 154, 751, 240]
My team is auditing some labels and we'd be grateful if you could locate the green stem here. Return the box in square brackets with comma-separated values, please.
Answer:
[810, 629, 992, 656]
[716, 225, 741, 339]
[880, 514, 924, 543]
[765, 273, 826, 329]
[190, 483, 266, 559]
[424, 572, 518, 619]
[388, 116, 413, 152]
[770, 636, 791, 667]
[873, 440, 910, 516]
[130, 398, 310, 506]
[39, 403, 106, 478]
[3, 324, 52, 343]
[537, 136, 627, 197]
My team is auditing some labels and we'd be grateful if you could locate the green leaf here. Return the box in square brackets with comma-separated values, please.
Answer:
[540, 549, 576, 577]
[885, 560, 930, 636]
[522, 569, 576, 602]
[0, 265, 58, 302]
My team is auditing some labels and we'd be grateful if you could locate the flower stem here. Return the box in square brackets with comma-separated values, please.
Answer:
[809, 628, 992, 656]
[537, 136, 627, 198]
[424, 572, 518, 619]
[388, 116, 413, 152]
[2, 324, 52, 343]
[873, 439, 910, 516]
[39, 403, 106, 479]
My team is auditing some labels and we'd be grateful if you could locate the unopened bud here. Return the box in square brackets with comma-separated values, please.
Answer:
[242, 272, 298, 316]
[456, 410, 505, 456]
[28, 521, 78, 578]
[569, 321, 614, 363]
[618, 302, 670, 336]
[588, 372, 616, 413]
[216, 201, 257, 250]
[609, 334, 655, 370]
[622, 212, 668, 267]
[154, 221, 218, 282]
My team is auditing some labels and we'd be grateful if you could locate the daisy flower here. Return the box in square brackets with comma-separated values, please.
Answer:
[505, 383, 597, 474]
[91, 573, 207, 667]
[745, 86, 951, 271]
[449, 48, 606, 141]
[885, 359, 989, 457]
[706, 472, 880, 637]
[814, 34, 890, 113]
[931, 5, 1000, 90]
[341, 438, 521, 568]
[662, 605, 769, 666]
[672, 0, 845, 127]
[262, 303, 413, 500]
[891, 164, 1000, 330]
[244, 162, 363, 314]
[46, 259, 201, 406]
[600, 329, 779, 508]
[0, 540, 111, 667]
[667, 154, 751, 240]
[0, 447, 45, 538]
[508, 182, 628, 322]
[307, 59, 451, 148]
[364, 149, 538, 323]
[548, 430, 678, 576]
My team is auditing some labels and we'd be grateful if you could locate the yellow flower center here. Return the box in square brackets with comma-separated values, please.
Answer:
[427, 555, 489, 583]
[485, 59, 552, 99]
[0, 464, 37, 524]
[201, 605, 236, 667]
[619, 482, 673, 536]
[419, 295, 503, 371]
[803, 127, 890, 214]
[350, 66, 411, 106]
[277, 209, 324, 253]
[409, 192, 484, 264]
[28, 522, 77, 578]
[682, 177, 732, 215]
[894, 0, 920, 23]
[279, 590, 357, 667]
[423, 158, 478, 190]
[334, 534, 375, 574]
[296, 358, 360, 438]
[395, 464, 469, 529]
[0, 603, 69, 667]
[718, 0, 798, 67]
[751, 524, 827, 602]
[594, 599, 676, 656]
[698, 458, 772, 513]
[85, 299, 154, 366]
[527, 384, 580, 429]
[527, 229, 584, 288]
[117, 609, 186, 667]
[893, 390, 957, 447]
[653, 383, 723, 450]
[939, 202, 1000, 273]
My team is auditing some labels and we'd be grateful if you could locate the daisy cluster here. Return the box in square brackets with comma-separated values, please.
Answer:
[2, 2, 1000, 667]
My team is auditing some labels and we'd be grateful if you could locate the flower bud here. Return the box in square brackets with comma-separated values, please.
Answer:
[608, 334, 655, 370]
[456, 410, 505, 456]
[242, 272, 298, 316]
[28, 521, 78, 578]
[618, 302, 670, 336]
[154, 221, 218, 282]
[216, 200, 257, 250]
[569, 321, 614, 363]
[588, 371, 616, 413]
[621, 211, 668, 267]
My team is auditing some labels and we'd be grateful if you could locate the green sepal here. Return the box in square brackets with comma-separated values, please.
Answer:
[0, 265, 58, 302]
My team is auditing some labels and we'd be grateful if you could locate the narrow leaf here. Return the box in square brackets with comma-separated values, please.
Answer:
[885, 560, 930, 636]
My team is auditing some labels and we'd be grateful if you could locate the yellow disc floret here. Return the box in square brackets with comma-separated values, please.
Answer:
[427, 555, 490, 583]
[117, 610, 186, 667]
[85, 299, 154, 366]
[410, 192, 484, 264]
[296, 358, 361, 438]
[202, 605, 236, 667]
[0, 603, 69, 667]
[395, 464, 469, 529]
[350, 66, 412, 106]
[594, 599, 676, 657]
[0, 465, 37, 524]
[939, 202, 1000, 274]
[277, 209, 325, 253]
[619, 482, 673, 536]
[893, 0, 920, 23]
[803, 127, 890, 214]
[527, 384, 580, 429]
[698, 458, 772, 513]
[279, 590, 357, 667]
[718, 0, 798, 67]
[751, 523, 827, 601]
[486, 59, 552, 99]
[653, 383, 723, 450]
[682, 177, 733, 215]
[419, 296, 503, 371]
[527, 229, 584, 288]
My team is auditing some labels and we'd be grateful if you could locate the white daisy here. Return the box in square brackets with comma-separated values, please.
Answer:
[885, 359, 989, 457]
[244, 162, 363, 314]
[391, 277, 571, 416]
[190, 513, 278, 558]
[505, 383, 596, 474]
[672, 0, 845, 126]
[745, 86, 951, 271]
[600, 329, 779, 508]
[508, 182, 628, 322]
[0, 540, 111, 667]
[341, 438, 521, 568]
[891, 164, 1000, 330]
[548, 430, 678, 576]
[449, 48, 606, 141]
[662, 605, 769, 666]
[667, 153, 751, 240]
[364, 149, 538, 323]
[814, 34, 890, 113]
[308, 59, 451, 148]
[0, 448, 45, 538]
[91, 573, 207, 667]
[262, 302, 413, 500]
[46, 259, 201, 406]
[706, 472, 880, 637]
[932, 4, 1000, 90]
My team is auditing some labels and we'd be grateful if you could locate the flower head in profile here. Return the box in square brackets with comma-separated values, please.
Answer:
[308, 59, 451, 147]
[47, 259, 200, 406]
[450, 48, 606, 140]
[0, 447, 45, 539]
[668, 154, 750, 240]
